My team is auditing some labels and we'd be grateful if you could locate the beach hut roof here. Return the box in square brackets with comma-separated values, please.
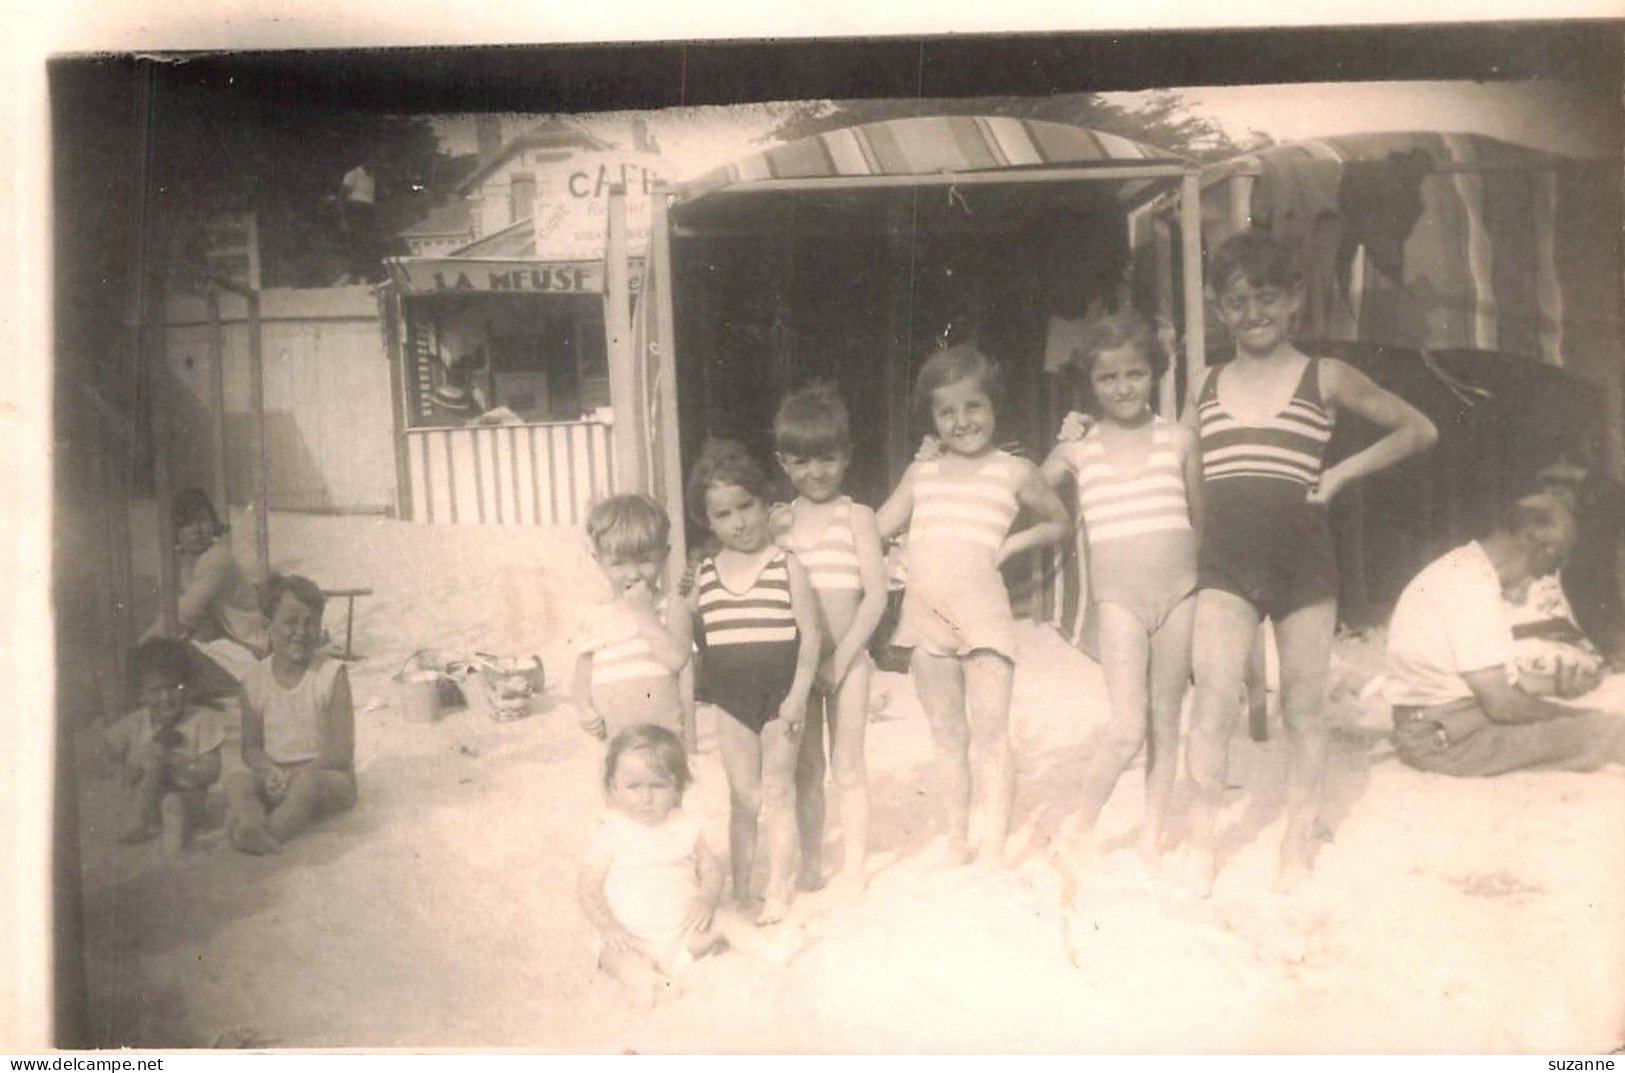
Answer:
[680, 115, 1188, 202]
[1208, 131, 1595, 182]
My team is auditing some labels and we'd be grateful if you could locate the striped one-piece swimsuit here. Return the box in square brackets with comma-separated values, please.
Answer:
[896, 450, 1024, 659]
[695, 550, 800, 733]
[1196, 357, 1338, 620]
[1069, 418, 1197, 632]
[784, 497, 864, 595]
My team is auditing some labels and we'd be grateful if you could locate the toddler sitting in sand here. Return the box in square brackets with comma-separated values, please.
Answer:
[106, 638, 226, 853]
[224, 575, 357, 854]
[570, 495, 693, 742]
[577, 726, 799, 1008]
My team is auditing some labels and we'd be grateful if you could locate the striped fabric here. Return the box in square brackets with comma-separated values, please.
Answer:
[696, 552, 798, 647]
[683, 115, 1181, 198]
[591, 634, 669, 688]
[785, 497, 863, 593]
[1075, 421, 1192, 545]
[1197, 363, 1331, 487]
[910, 453, 1022, 551]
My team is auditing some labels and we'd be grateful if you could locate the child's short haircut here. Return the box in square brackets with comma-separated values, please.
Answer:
[1209, 229, 1302, 294]
[172, 488, 224, 535]
[773, 382, 851, 457]
[258, 574, 326, 620]
[1069, 312, 1166, 411]
[911, 344, 1004, 425]
[684, 440, 774, 528]
[129, 637, 197, 692]
[586, 494, 671, 562]
[604, 724, 692, 797]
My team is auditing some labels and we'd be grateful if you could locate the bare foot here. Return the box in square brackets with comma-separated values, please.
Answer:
[796, 862, 824, 893]
[756, 895, 791, 927]
[160, 795, 189, 856]
[229, 819, 281, 856]
[1185, 843, 1217, 899]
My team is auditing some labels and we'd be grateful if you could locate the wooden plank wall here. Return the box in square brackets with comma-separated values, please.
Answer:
[406, 421, 615, 526]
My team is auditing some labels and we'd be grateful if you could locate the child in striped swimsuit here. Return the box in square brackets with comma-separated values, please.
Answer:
[1183, 231, 1437, 896]
[773, 383, 889, 898]
[571, 495, 692, 742]
[878, 346, 1070, 867]
[1041, 313, 1203, 870]
[685, 441, 822, 924]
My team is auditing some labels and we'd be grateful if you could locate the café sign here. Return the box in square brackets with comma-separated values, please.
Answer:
[533, 151, 672, 262]
[387, 258, 644, 296]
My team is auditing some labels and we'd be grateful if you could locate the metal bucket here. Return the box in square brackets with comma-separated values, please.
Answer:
[400, 671, 443, 723]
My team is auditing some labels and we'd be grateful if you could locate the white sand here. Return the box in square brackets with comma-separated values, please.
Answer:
[76, 510, 1625, 1051]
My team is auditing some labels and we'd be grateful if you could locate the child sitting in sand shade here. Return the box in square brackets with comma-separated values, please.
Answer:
[570, 494, 693, 742]
[224, 575, 357, 854]
[578, 725, 800, 1008]
[106, 638, 226, 854]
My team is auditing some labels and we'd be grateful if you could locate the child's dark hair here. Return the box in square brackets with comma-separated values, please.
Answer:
[258, 573, 326, 620]
[586, 494, 671, 562]
[1068, 312, 1165, 412]
[604, 724, 692, 797]
[684, 440, 774, 528]
[172, 488, 225, 536]
[129, 637, 197, 693]
[911, 344, 1004, 425]
[773, 381, 851, 457]
[1209, 229, 1303, 295]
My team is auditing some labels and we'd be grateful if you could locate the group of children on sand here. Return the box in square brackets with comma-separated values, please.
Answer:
[110, 575, 357, 856]
[572, 229, 1439, 1002]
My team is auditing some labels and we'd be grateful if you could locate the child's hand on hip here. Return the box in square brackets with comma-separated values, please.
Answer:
[779, 694, 807, 732]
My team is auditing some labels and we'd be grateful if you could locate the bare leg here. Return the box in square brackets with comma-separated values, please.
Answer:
[757, 715, 804, 923]
[1067, 602, 1151, 859]
[716, 714, 764, 909]
[119, 757, 166, 843]
[1246, 626, 1270, 742]
[1186, 589, 1260, 896]
[266, 768, 356, 844]
[911, 649, 972, 864]
[1272, 599, 1337, 892]
[965, 650, 1015, 867]
[829, 657, 873, 896]
[1143, 595, 1196, 868]
[223, 771, 280, 855]
[158, 791, 196, 856]
[793, 693, 828, 891]
[600, 946, 670, 1009]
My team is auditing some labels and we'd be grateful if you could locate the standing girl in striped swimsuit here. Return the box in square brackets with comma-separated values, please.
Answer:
[1184, 231, 1436, 896]
[686, 441, 823, 924]
[1041, 313, 1203, 871]
[773, 384, 889, 898]
[879, 346, 1071, 867]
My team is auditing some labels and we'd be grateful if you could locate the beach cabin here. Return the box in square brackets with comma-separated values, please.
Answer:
[381, 125, 672, 527]
[1152, 132, 1625, 622]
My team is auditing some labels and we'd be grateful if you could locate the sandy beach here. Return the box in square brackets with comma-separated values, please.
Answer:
[74, 508, 1625, 1052]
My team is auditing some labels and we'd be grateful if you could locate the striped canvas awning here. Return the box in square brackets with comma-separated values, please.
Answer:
[681, 115, 1187, 201]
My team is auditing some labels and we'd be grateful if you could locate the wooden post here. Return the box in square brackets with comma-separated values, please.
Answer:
[1153, 218, 1176, 417]
[650, 185, 695, 751]
[883, 200, 914, 488]
[148, 295, 179, 636]
[246, 288, 270, 578]
[604, 184, 644, 491]
[1179, 170, 1207, 414]
[380, 281, 415, 520]
[1229, 174, 1253, 237]
[206, 284, 229, 511]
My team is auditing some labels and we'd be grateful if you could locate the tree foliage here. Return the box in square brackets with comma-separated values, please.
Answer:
[762, 92, 1270, 162]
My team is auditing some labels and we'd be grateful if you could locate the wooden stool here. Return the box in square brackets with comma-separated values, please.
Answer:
[322, 588, 373, 661]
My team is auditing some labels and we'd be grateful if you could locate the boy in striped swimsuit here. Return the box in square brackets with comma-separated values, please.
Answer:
[571, 495, 693, 742]
[686, 442, 823, 924]
[1041, 313, 1203, 870]
[1183, 231, 1437, 896]
[773, 383, 889, 898]
[879, 346, 1070, 867]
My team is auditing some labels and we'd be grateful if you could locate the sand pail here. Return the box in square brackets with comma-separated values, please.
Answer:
[401, 671, 443, 723]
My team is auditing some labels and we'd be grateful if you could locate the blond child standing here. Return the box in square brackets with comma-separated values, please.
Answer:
[878, 345, 1070, 867]
[570, 494, 693, 742]
[772, 383, 888, 897]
